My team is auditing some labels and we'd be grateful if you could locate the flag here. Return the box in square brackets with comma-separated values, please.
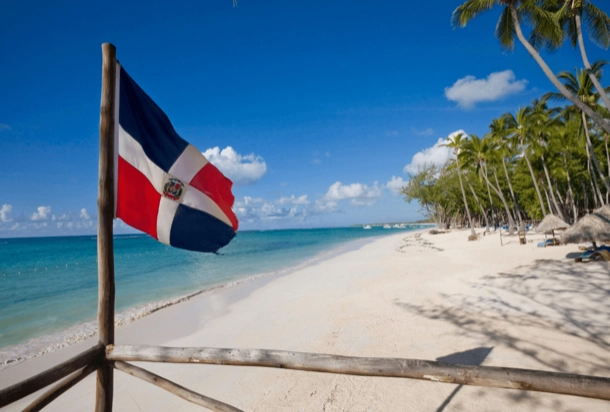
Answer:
[115, 64, 238, 253]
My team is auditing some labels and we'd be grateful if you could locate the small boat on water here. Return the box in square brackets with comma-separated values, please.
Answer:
[363, 225, 372, 229]
[383, 224, 391, 229]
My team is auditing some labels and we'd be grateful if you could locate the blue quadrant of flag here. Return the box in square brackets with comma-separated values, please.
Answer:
[115, 64, 238, 253]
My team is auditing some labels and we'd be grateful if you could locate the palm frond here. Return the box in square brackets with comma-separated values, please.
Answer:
[496, 6, 516, 51]
[584, 2, 610, 49]
[452, 0, 496, 28]
[527, 3, 565, 50]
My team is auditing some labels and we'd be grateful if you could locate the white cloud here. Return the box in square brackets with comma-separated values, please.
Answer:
[277, 195, 310, 205]
[386, 176, 406, 194]
[234, 197, 307, 223]
[444, 70, 527, 109]
[404, 135, 455, 175]
[31, 206, 51, 221]
[324, 181, 382, 206]
[0, 204, 12, 222]
[80, 208, 90, 220]
[203, 146, 266, 186]
[0, 123, 10, 132]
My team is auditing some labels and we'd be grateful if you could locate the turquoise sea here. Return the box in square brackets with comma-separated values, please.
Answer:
[0, 225, 423, 367]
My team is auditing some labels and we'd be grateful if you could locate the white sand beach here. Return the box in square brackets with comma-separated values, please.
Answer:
[1, 229, 609, 411]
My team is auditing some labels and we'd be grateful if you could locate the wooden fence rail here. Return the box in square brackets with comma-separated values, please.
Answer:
[107, 344, 610, 401]
[0, 343, 104, 408]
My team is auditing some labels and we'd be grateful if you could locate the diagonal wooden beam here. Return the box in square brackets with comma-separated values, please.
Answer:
[114, 361, 243, 412]
[23, 363, 99, 412]
[0, 343, 104, 408]
[107, 345, 610, 401]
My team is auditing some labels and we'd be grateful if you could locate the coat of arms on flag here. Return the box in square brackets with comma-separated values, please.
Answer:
[115, 64, 238, 253]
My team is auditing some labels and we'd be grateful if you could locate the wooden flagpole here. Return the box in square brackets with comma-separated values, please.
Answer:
[96, 42, 117, 412]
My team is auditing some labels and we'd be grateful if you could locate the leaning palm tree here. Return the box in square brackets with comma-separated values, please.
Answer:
[544, 62, 610, 196]
[489, 116, 523, 226]
[463, 134, 517, 233]
[551, 115, 582, 222]
[453, 0, 610, 135]
[529, 98, 567, 220]
[504, 107, 548, 216]
[443, 133, 477, 237]
[535, 0, 610, 112]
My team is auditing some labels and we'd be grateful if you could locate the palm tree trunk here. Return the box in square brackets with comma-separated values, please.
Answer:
[510, 6, 610, 135]
[588, 162, 603, 207]
[582, 179, 590, 212]
[465, 175, 490, 231]
[582, 112, 610, 196]
[483, 168, 497, 228]
[456, 161, 476, 236]
[575, 12, 610, 113]
[605, 137, 610, 182]
[523, 146, 547, 216]
[543, 184, 554, 216]
[501, 157, 522, 225]
[493, 169, 516, 234]
[564, 153, 578, 223]
[541, 154, 565, 220]
[484, 166, 516, 233]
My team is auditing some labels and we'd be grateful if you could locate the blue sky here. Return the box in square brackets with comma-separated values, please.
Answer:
[0, 0, 607, 237]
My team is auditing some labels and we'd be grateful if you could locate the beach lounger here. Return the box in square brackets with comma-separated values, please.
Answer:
[575, 247, 610, 262]
[538, 239, 554, 248]
[593, 250, 610, 262]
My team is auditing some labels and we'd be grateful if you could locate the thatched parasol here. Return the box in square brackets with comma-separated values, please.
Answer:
[595, 204, 610, 219]
[536, 214, 570, 238]
[561, 206, 610, 248]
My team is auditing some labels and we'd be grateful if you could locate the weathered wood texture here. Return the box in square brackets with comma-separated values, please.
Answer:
[23, 363, 99, 412]
[96, 42, 117, 412]
[108, 345, 610, 401]
[114, 361, 243, 412]
[0, 344, 104, 408]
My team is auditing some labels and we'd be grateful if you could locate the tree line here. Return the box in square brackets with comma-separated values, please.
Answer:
[402, 0, 609, 233]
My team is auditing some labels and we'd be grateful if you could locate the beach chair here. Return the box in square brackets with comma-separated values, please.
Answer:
[575, 249, 597, 262]
[537, 239, 554, 248]
[592, 249, 610, 262]
[575, 247, 610, 262]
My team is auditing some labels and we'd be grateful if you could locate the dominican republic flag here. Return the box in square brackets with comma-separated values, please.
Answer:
[114, 64, 238, 253]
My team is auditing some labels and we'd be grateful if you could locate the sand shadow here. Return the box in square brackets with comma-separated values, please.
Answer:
[435, 347, 493, 412]
[395, 258, 610, 409]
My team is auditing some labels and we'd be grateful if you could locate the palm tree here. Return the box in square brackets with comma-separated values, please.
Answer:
[544, 62, 610, 196]
[489, 117, 523, 225]
[529, 98, 567, 220]
[551, 115, 581, 221]
[443, 133, 477, 237]
[463, 134, 517, 233]
[464, 172, 492, 230]
[504, 108, 548, 216]
[452, 0, 610, 135]
[536, 0, 610, 112]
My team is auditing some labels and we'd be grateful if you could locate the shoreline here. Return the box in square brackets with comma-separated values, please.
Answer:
[0, 231, 391, 371]
[1, 229, 608, 411]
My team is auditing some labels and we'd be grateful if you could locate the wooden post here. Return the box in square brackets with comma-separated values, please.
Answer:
[96, 42, 117, 412]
